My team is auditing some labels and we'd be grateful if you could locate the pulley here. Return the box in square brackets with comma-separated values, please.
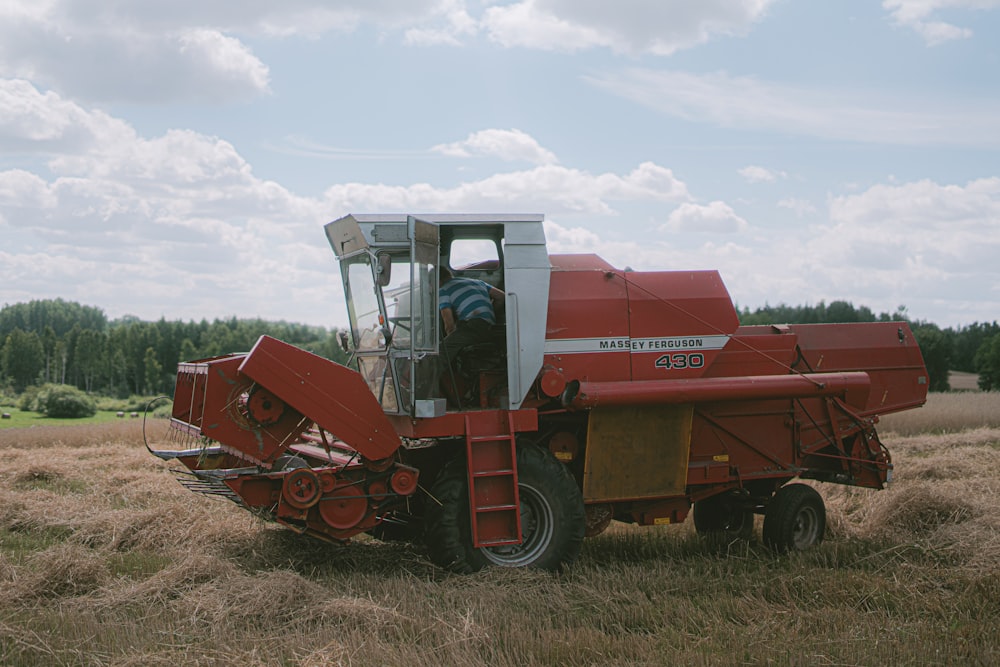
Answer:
[282, 468, 321, 509]
[246, 386, 287, 426]
[319, 485, 369, 529]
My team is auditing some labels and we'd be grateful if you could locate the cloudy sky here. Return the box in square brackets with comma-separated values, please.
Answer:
[1, 0, 998, 330]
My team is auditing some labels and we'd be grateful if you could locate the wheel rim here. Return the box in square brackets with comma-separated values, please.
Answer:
[481, 482, 554, 567]
[791, 504, 820, 549]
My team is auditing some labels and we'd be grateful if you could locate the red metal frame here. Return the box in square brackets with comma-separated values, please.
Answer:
[465, 412, 522, 547]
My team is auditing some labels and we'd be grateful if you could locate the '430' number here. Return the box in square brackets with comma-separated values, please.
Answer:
[655, 352, 705, 370]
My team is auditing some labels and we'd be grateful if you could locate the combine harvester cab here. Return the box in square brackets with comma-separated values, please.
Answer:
[150, 213, 928, 571]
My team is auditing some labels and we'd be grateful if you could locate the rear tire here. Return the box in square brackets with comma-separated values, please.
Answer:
[693, 492, 755, 541]
[424, 444, 585, 572]
[762, 483, 826, 552]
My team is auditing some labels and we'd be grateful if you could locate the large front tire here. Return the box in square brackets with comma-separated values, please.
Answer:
[762, 483, 826, 552]
[424, 444, 585, 573]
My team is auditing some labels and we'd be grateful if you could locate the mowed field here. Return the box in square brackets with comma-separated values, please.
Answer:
[2, 394, 999, 666]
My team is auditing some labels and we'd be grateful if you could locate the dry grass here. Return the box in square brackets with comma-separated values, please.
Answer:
[878, 390, 1000, 436]
[948, 371, 980, 392]
[1, 414, 999, 666]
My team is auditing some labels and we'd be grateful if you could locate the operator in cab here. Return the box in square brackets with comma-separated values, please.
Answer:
[438, 266, 505, 364]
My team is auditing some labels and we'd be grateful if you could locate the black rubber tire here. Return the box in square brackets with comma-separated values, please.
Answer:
[693, 492, 755, 541]
[762, 483, 826, 553]
[424, 444, 585, 573]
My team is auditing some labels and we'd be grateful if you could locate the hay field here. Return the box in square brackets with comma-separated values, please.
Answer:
[948, 371, 980, 392]
[2, 394, 999, 666]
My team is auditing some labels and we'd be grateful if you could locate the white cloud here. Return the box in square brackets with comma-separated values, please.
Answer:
[0, 80, 331, 322]
[0, 1, 785, 105]
[798, 178, 1000, 319]
[539, 177, 1000, 328]
[0, 79, 132, 151]
[482, 0, 776, 55]
[177, 29, 270, 93]
[828, 177, 1000, 235]
[587, 68, 1000, 147]
[663, 201, 748, 233]
[0, 1, 455, 103]
[0, 169, 56, 211]
[777, 198, 817, 217]
[883, 0, 1000, 45]
[0, 1, 446, 40]
[739, 165, 786, 183]
[0, 83, 697, 324]
[404, 0, 478, 46]
[432, 129, 559, 164]
[403, 27, 464, 47]
[323, 161, 689, 216]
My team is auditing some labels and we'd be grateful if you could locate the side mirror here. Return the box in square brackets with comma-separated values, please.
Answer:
[376, 254, 392, 287]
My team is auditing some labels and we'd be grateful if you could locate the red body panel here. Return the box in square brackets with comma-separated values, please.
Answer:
[778, 323, 928, 416]
[540, 258, 927, 509]
[625, 270, 739, 381]
[543, 258, 631, 383]
[240, 335, 401, 461]
[543, 258, 741, 390]
[170, 354, 310, 467]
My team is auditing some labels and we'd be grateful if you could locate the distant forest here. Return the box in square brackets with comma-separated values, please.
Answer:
[1, 298, 999, 396]
[0, 299, 349, 396]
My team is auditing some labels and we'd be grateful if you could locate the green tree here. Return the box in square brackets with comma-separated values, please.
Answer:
[41, 325, 57, 383]
[912, 324, 952, 392]
[116, 322, 161, 394]
[143, 346, 164, 394]
[974, 333, 1000, 391]
[104, 326, 131, 397]
[73, 329, 107, 392]
[953, 322, 1000, 373]
[0, 299, 106, 340]
[1, 328, 45, 392]
[739, 300, 881, 326]
[0, 298, 344, 395]
[179, 338, 198, 364]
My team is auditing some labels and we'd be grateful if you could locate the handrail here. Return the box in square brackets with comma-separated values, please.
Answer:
[507, 291, 520, 400]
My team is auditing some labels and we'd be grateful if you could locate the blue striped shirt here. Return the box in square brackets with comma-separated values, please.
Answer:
[439, 277, 495, 325]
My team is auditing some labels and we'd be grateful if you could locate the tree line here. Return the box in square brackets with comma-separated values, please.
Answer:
[1, 298, 998, 397]
[0, 299, 348, 396]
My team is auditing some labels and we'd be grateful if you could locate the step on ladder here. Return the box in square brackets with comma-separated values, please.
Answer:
[465, 412, 522, 548]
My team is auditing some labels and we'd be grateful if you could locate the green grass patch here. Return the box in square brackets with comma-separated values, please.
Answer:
[0, 526, 75, 563]
[11, 469, 88, 494]
[0, 408, 139, 430]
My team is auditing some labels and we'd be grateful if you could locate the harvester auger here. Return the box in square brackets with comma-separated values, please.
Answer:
[150, 214, 928, 572]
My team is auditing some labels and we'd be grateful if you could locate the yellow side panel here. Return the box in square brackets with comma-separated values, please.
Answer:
[582, 405, 693, 502]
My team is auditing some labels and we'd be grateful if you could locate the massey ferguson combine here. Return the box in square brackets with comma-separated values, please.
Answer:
[150, 214, 928, 572]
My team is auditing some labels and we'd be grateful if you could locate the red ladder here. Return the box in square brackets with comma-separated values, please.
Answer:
[465, 412, 522, 547]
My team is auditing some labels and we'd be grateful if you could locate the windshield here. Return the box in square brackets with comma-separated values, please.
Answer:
[345, 256, 385, 352]
[342, 249, 440, 415]
[381, 252, 437, 351]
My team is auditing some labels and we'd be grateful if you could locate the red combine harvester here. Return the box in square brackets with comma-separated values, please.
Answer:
[150, 214, 928, 572]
